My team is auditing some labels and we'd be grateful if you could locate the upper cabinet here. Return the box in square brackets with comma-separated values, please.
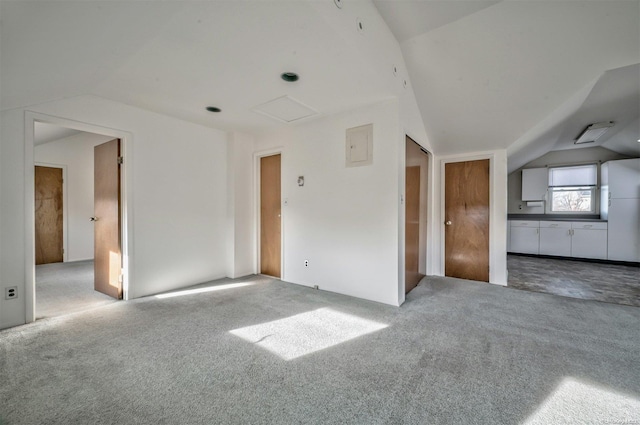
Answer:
[521, 167, 547, 201]
[601, 158, 640, 199]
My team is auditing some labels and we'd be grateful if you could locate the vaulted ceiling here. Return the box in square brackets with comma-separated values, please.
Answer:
[375, 0, 640, 169]
[2, 0, 639, 167]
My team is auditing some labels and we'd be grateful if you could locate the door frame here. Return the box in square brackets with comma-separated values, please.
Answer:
[254, 148, 284, 280]
[24, 111, 133, 324]
[398, 133, 434, 305]
[34, 163, 68, 263]
[403, 136, 430, 294]
[438, 150, 508, 285]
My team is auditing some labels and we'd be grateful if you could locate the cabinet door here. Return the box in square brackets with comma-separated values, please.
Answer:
[572, 229, 607, 259]
[608, 198, 640, 262]
[539, 225, 571, 257]
[608, 159, 640, 199]
[510, 226, 539, 254]
[522, 168, 548, 201]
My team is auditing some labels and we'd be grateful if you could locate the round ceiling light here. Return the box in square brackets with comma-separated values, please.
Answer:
[206, 106, 221, 113]
[281, 72, 299, 82]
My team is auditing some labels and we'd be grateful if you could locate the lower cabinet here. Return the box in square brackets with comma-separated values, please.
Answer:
[571, 222, 608, 260]
[509, 221, 539, 254]
[510, 220, 608, 260]
[539, 221, 571, 256]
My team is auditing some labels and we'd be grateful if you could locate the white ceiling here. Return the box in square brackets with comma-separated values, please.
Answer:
[2, 0, 639, 165]
[33, 122, 82, 146]
[373, 0, 501, 42]
[1, 1, 399, 134]
[377, 0, 640, 164]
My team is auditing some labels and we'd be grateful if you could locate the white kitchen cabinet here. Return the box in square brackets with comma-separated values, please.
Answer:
[539, 221, 571, 256]
[601, 158, 640, 262]
[571, 222, 608, 260]
[601, 158, 640, 200]
[521, 168, 548, 201]
[509, 221, 539, 254]
[607, 198, 640, 262]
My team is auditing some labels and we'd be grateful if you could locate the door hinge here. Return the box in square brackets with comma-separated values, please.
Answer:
[118, 156, 124, 165]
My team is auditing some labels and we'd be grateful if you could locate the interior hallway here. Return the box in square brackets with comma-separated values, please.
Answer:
[507, 254, 640, 307]
[36, 260, 116, 319]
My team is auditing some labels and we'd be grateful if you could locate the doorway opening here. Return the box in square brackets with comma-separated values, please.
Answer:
[29, 119, 128, 320]
[405, 136, 429, 294]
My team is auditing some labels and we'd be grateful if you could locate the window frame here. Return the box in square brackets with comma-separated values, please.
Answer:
[546, 163, 599, 215]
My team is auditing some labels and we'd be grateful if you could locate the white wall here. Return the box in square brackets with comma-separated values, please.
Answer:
[252, 99, 402, 306]
[34, 132, 114, 262]
[507, 146, 632, 214]
[1, 95, 229, 329]
[226, 132, 256, 278]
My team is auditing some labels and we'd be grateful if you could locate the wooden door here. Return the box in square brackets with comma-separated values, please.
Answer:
[94, 139, 122, 299]
[35, 166, 63, 265]
[405, 138, 429, 293]
[405, 165, 421, 292]
[444, 159, 490, 282]
[260, 154, 281, 278]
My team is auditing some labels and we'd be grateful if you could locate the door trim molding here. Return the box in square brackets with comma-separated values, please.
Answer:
[437, 150, 508, 286]
[253, 148, 284, 280]
[24, 111, 133, 323]
[34, 163, 68, 263]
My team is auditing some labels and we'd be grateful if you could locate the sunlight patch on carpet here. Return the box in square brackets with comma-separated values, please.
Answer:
[155, 282, 255, 299]
[229, 307, 388, 360]
[523, 377, 640, 424]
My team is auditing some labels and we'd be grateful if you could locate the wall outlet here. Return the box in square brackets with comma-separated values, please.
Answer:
[5, 286, 18, 300]
[304, 259, 309, 267]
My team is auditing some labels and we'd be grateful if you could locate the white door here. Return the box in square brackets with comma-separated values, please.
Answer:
[510, 226, 539, 254]
[608, 158, 640, 199]
[608, 198, 640, 262]
[572, 229, 607, 260]
[539, 222, 571, 257]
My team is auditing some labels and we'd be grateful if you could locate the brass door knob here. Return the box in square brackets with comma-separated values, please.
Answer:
[445, 220, 452, 226]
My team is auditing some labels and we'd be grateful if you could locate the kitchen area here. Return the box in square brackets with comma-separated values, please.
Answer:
[507, 155, 640, 306]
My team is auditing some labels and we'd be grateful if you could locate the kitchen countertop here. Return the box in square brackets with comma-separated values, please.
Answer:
[508, 214, 607, 222]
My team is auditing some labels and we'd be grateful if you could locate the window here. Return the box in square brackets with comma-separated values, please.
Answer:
[548, 164, 597, 213]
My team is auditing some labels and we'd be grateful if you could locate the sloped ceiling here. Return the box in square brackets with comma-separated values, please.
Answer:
[33, 122, 82, 146]
[2, 0, 638, 162]
[1, 1, 402, 133]
[376, 0, 640, 165]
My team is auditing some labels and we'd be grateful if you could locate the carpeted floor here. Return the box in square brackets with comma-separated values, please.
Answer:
[36, 260, 116, 319]
[1, 275, 639, 424]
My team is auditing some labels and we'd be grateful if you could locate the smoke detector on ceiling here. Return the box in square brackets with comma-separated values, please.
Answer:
[574, 122, 614, 145]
